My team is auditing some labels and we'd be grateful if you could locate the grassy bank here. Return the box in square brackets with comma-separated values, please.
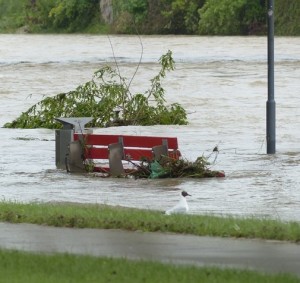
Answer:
[0, 249, 299, 283]
[0, 201, 299, 242]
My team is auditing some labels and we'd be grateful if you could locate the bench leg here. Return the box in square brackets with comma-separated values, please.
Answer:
[108, 142, 125, 176]
[152, 145, 168, 163]
[65, 141, 86, 173]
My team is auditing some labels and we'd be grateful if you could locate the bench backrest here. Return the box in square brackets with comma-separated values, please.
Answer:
[73, 133, 180, 161]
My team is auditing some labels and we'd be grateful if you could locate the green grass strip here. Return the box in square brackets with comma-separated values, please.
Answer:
[0, 201, 299, 242]
[0, 249, 299, 283]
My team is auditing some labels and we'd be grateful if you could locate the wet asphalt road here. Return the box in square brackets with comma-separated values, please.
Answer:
[0, 222, 299, 277]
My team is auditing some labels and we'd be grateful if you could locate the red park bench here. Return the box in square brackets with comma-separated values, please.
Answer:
[70, 133, 181, 175]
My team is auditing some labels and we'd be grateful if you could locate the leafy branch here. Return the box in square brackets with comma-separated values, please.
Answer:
[4, 50, 188, 129]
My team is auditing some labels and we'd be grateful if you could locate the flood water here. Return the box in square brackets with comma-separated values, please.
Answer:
[0, 34, 299, 221]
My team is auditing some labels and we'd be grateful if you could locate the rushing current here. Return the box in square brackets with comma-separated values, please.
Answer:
[0, 34, 299, 221]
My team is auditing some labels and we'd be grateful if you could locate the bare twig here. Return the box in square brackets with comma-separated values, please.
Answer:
[126, 21, 144, 94]
[107, 22, 144, 116]
[106, 34, 122, 83]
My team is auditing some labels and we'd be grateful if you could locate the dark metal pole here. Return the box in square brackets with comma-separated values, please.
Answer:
[266, 0, 276, 154]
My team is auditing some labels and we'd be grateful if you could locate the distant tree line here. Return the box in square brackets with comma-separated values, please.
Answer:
[111, 0, 267, 35]
[0, 0, 299, 35]
[112, 0, 299, 35]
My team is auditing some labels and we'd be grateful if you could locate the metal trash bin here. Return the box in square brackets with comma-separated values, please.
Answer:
[55, 117, 93, 170]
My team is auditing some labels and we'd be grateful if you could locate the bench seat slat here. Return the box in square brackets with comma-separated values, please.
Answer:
[124, 148, 153, 160]
[85, 147, 180, 161]
[85, 147, 154, 160]
[74, 134, 178, 149]
[122, 136, 178, 149]
[85, 147, 109, 159]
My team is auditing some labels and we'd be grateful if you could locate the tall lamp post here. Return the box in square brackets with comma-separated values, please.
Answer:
[266, 0, 276, 154]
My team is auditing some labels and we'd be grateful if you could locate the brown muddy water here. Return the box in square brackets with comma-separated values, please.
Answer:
[0, 35, 299, 221]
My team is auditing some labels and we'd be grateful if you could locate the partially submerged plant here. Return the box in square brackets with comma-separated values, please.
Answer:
[92, 154, 224, 179]
[4, 50, 188, 129]
[140, 155, 224, 179]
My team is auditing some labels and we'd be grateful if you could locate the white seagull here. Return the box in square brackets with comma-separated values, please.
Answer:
[165, 191, 191, 215]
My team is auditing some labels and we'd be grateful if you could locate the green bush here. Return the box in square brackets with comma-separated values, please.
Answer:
[23, 0, 100, 32]
[161, 0, 205, 34]
[198, 0, 265, 35]
[275, 0, 300, 35]
[0, 0, 26, 31]
[25, 0, 56, 32]
[49, 0, 99, 32]
[112, 0, 148, 33]
[242, 0, 266, 35]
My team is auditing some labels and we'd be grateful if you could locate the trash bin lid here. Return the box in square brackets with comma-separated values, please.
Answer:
[55, 117, 93, 132]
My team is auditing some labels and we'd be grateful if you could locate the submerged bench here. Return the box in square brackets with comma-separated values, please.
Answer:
[69, 133, 181, 175]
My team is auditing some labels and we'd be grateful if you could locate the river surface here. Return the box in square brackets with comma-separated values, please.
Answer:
[0, 34, 299, 221]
